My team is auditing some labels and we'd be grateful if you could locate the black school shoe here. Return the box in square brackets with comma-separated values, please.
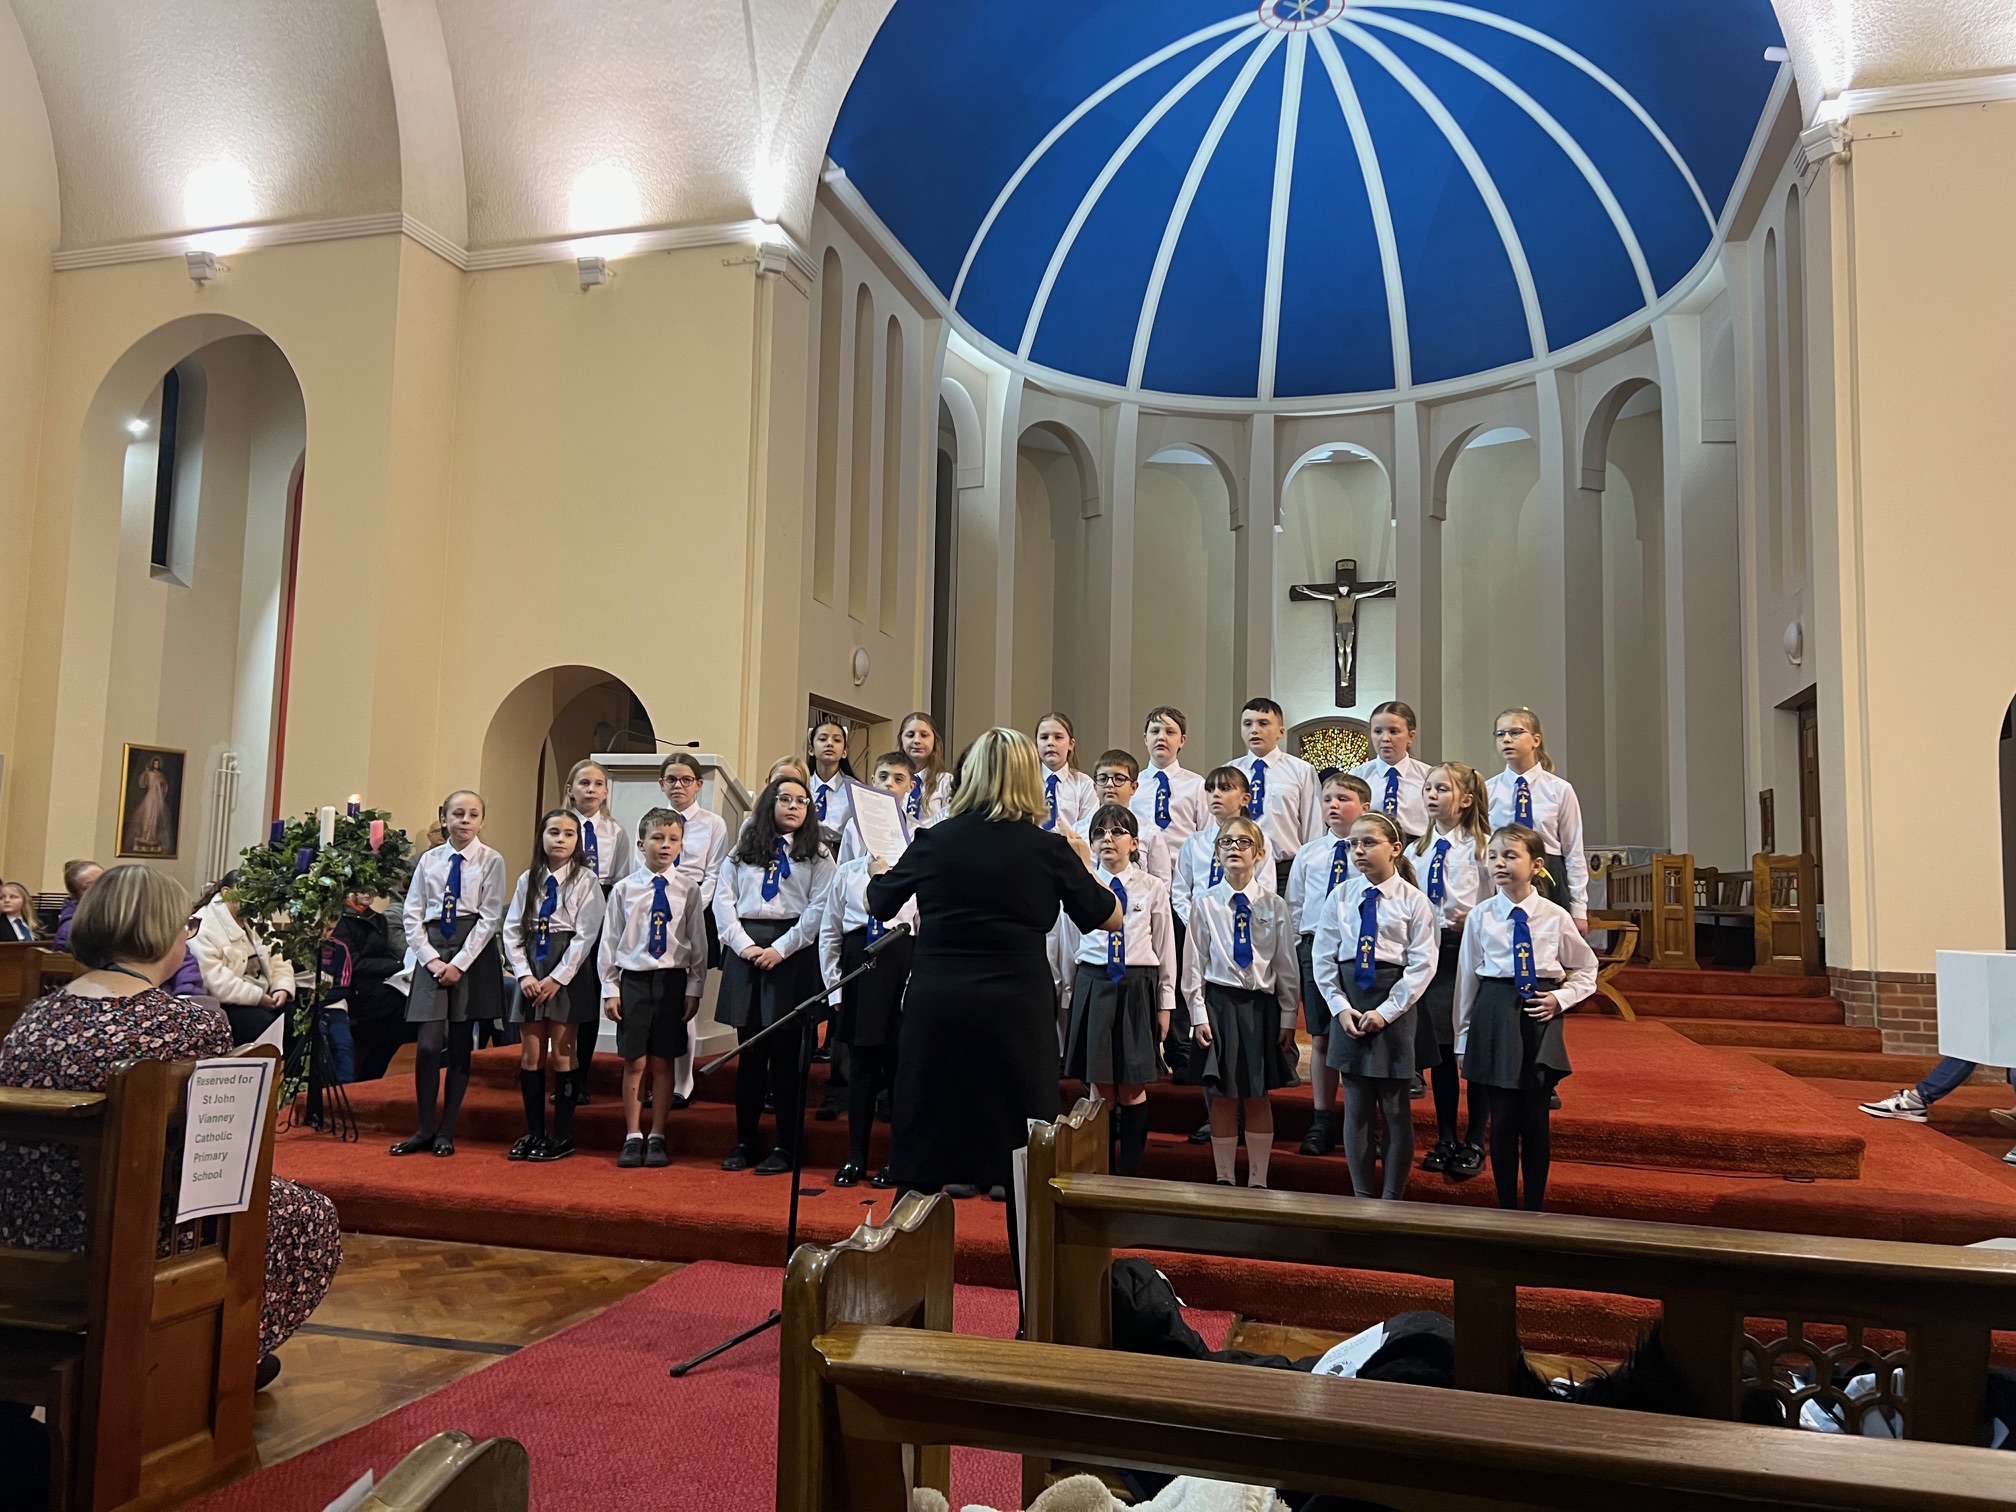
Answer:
[869, 1168, 897, 1189]
[528, 1137, 574, 1162]
[507, 1134, 543, 1161]
[644, 1134, 670, 1168]
[1298, 1114, 1334, 1157]
[944, 1182, 981, 1199]
[720, 1144, 755, 1172]
[618, 1135, 646, 1169]
[833, 1162, 865, 1187]
[816, 1095, 843, 1122]
[753, 1149, 793, 1176]
[1188, 1123, 1212, 1145]
[1446, 1142, 1485, 1181]
[1421, 1139, 1453, 1174]
[1410, 1074, 1427, 1100]
[669, 1092, 692, 1110]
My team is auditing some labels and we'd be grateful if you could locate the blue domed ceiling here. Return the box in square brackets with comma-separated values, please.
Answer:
[828, 0, 1785, 403]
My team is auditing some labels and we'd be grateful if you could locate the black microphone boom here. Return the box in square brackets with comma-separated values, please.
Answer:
[864, 920, 913, 954]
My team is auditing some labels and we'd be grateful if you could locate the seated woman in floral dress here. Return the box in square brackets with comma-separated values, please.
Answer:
[0, 865, 340, 1385]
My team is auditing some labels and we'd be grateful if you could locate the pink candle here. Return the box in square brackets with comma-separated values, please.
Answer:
[369, 819, 386, 851]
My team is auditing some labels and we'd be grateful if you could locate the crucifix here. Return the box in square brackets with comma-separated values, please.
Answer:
[1290, 558, 1396, 708]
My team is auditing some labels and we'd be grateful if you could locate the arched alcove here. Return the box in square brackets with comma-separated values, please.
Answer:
[1280, 441, 1396, 729]
[45, 315, 308, 893]
[479, 666, 657, 879]
[1440, 426, 1542, 772]
[1134, 444, 1236, 747]
[1014, 420, 1097, 731]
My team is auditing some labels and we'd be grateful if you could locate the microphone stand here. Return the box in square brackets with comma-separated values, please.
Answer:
[668, 924, 910, 1377]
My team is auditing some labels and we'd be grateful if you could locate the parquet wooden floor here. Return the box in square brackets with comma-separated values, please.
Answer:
[249, 1233, 677, 1472]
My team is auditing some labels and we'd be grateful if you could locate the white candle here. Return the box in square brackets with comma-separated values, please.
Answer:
[318, 805, 337, 846]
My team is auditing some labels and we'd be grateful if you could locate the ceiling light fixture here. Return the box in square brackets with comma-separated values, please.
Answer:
[126, 418, 150, 438]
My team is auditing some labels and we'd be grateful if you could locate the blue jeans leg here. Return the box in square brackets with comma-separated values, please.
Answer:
[319, 1008, 356, 1084]
[1914, 1056, 1977, 1105]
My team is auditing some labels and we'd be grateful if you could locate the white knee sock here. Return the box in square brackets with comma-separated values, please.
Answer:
[673, 1047, 695, 1099]
[1210, 1136, 1239, 1184]
[1245, 1130, 1274, 1188]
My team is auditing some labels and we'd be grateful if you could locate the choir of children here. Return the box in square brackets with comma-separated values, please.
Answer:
[397, 699, 1594, 1215]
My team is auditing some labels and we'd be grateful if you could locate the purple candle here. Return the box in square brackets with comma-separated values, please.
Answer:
[295, 847, 316, 874]
[347, 795, 362, 817]
[270, 819, 285, 846]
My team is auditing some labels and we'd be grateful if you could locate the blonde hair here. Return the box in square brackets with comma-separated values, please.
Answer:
[1494, 707, 1555, 773]
[1414, 761, 1492, 857]
[70, 864, 187, 970]
[566, 759, 611, 807]
[947, 728, 1048, 824]
[1214, 815, 1267, 860]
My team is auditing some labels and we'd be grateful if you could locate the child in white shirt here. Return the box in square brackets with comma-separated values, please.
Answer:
[502, 809, 606, 1162]
[1229, 697, 1323, 892]
[1350, 701, 1433, 843]
[1285, 771, 1368, 1156]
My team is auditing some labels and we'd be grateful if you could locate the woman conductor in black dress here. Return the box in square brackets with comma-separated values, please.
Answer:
[867, 727, 1120, 1206]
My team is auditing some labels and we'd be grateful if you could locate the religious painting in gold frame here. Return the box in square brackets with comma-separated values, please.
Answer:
[116, 744, 187, 859]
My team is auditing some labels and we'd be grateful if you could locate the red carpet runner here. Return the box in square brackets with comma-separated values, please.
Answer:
[192, 1262, 1229, 1511]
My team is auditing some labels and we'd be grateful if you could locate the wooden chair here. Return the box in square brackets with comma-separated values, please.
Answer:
[1606, 853, 1697, 970]
[1584, 911, 1639, 1020]
[786, 1167, 2016, 1511]
[355, 1431, 530, 1511]
[777, 1190, 955, 1512]
[1754, 852, 1821, 976]
[1022, 1109, 2016, 1447]
[0, 1046, 279, 1511]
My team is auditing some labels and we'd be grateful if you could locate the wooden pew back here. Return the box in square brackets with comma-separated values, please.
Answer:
[809, 1324, 2016, 1512]
[0, 1046, 279, 1511]
[1755, 852, 1821, 975]
[778, 1191, 955, 1512]
[0, 941, 79, 1043]
[1025, 1124, 2016, 1446]
[1605, 853, 1697, 970]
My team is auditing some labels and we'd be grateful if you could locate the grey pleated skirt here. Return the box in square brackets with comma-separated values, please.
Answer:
[1413, 927, 1463, 1069]
[1462, 976, 1571, 1091]
[1199, 983, 1294, 1099]
[1327, 961, 1414, 1081]
[1063, 965, 1163, 1086]
[406, 920, 506, 1023]
[507, 930, 602, 1025]
[713, 917, 823, 1029]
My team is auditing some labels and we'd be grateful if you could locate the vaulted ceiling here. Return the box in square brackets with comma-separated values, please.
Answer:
[2, 0, 2010, 266]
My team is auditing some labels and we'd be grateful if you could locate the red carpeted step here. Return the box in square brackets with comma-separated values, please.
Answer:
[1626, 992, 1844, 1024]
[1659, 1020, 1881, 1052]
[1612, 968, 1833, 997]
[1749, 1047, 1946, 1081]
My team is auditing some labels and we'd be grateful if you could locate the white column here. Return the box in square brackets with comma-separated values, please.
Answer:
[1531, 370, 1575, 770]
[1390, 401, 1441, 754]
[1235, 413, 1278, 706]
[991, 374, 1025, 726]
[1086, 403, 1140, 750]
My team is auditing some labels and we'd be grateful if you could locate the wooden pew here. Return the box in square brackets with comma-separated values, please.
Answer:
[0, 1046, 280, 1511]
[355, 1431, 530, 1511]
[777, 1190, 955, 1512]
[1604, 853, 1696, 971]
[0, 942, 78, 1044]
[1022, 1104, 2016, 1447]
[1584, 910, 1639, 1020]
[1754, 852, 1822, 976]
[784, 1186, 2016, 1512]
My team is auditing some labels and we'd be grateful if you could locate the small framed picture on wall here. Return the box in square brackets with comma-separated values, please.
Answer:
[117, 744, 186, 859]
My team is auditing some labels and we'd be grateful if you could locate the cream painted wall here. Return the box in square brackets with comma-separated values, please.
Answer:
[1817, 98, 2016, 971]
[1440, 438, 1546, 775]
[1132, 461, 1236, 757]
[0, 5, 58, 863]
[1279, 454, 1397, 733]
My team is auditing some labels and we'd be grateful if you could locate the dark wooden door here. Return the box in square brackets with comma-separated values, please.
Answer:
[1797, 698, 1822, 903]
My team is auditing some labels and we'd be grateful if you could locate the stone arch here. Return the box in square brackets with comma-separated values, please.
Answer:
[938, 373, 983, 488]
[478, 665, 658, 877]
[29, 313, 308, 891]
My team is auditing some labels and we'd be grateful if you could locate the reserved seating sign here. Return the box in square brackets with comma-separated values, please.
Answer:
[176, 1056, 276, 1222]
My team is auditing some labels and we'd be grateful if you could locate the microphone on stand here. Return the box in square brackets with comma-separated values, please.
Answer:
[865, 921, 913, 954]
